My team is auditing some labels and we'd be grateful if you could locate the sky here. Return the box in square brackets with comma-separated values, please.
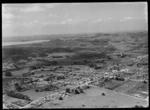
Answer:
[2, 2, 148, 37]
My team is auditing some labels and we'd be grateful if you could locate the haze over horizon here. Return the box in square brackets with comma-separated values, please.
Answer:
[2, 2, 148, 38]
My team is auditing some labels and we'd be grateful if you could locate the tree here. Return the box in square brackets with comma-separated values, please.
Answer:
[88, 63, 95, 68]
[44, 87, 50, 91]
[59, 66, 63, 68]
[5, 71, 12, 77]
[74, 89, 80, 94]
[81, 85, 90, 90]
[107, 56, 112, 60]
[76, 87, 84, 93]
[83, 59, 89, 64]
[73, 61, 79, 65]
[45, 77, 50, 81]
[35, 89, 39, 92]
[65, 88, 70, 93]
[31, 72, 35, 75]
[14, 83, 22, 92]
[57, 75, 65, 80]
[6, 90, 31, 101]
[95, 65, 102, 69]
[102, 93, 105, 96]
[143, 80, 147, 84]
[52, 61, 57, 65]
[133, 105, 144, 108]
[58, 96, 63, 100]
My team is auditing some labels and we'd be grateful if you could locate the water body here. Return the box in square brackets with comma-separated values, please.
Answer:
[2, 40, 50, 46]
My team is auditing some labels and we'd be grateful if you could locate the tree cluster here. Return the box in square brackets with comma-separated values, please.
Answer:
[115, 77, 125, 81]
[6, 90, 31, 101]
[5, 71, 12, 77]
[35, 84, 58, 92]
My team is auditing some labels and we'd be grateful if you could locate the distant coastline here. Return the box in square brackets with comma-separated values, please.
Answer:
[2, 40, 50, 46]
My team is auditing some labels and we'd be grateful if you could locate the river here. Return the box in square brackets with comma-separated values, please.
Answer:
[2, 40, 50, 46]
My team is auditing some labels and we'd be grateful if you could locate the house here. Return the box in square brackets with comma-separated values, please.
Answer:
[36, 81, 49, 87]
[3, 63, 16, 70]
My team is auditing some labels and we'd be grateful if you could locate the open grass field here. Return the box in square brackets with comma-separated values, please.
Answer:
[42, 86, 148, 108]
[3, 31, 148, 108]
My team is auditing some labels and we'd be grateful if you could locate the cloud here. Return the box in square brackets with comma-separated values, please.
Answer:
[3, 20, 41, 29]
[49, 14, 57, 18]
[2, 5, 22, 21]
[97, 18, 102, 22]
[3, 20, 23, 29]
[3, 13, 22, 20]
[2, 13, 15, 19]
[2, 4, 6, 13]
[3, 4, 59, 13]
[43, 21, 60, 25]
[120, 17, 143, 22]
[92, 17, 112, 23]
[60, 19, 73, 24]
[61, 18, 88, 25]
[21, 4, 45, 12]
[93, 18, 103, 23]
[70, 3, 82, 5]
[66, 19, 73, 22]
[103, 17, 112, 21]
[21, 3, 60, 12]
[64, 14, 69, 18]
[44, 3, 61, 8]
[120, 17, 133, 21]
[21, 20, 42, 27]
[124, 17, 133, 20]
[2, 4, 20, 13]
[2, 20, 12, 28]
[2, 5, 14, 19]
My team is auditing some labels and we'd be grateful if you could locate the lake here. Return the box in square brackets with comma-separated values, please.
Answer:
[2, 40, 50, 46]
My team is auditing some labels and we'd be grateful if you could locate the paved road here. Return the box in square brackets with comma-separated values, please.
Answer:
[22, 92, 61, 108]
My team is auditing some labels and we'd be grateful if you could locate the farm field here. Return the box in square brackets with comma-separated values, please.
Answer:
[3, 31, 148, 109]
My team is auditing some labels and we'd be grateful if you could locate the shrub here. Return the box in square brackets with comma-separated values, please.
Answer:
[66, 55, 69, 58]
[107, 87, 113, 90]
[45, 77, 51, 81]
[58, 66, 63, 68]
[6, 90, 31, 101]
[88, 63, 95, 68]
[57, 75, 65, 80]
[73, 61, 79, 65]
[45, 75, 56, 81]
[35, 89, 39, 92]
[143, 80, 147, 84]
[44, 87, 51, 91]
[71, 89, 76, 94]
[74, 89, 80, 94]
[133, 105, 145, 108]
[115, 77, 124, 81]
[42, 84, 58, 91]
[102, 93, 105, 96]
[107, 56, 112, 60]
[5, 71, 12, 77]
[52, 61, 57, 65]
[65, 88, 70, 93]
[16, 86, 22, 92]
[31, 72, 35, 75]
[58, 96, 63, 100]
[76, 87, 84, 93]
[83, 60, 89, 64]
[14, 83, 22, 92]
[81, 85, 90, 90]
[95, 66, 102, 69]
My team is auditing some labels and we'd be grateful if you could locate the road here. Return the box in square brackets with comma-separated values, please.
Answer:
[4, 79, 149, 109]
